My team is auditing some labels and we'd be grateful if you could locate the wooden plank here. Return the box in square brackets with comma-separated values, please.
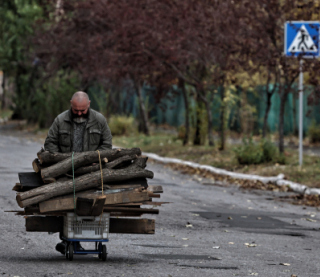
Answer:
[106, 184, 142, 190]
[109, 218, 155, 234]
[25, 216, 63, 232]
[148, 193, 160, 198]
[39, 191, 149, 213]
[104, 207, 159, 214]
[111, 201, 170, 207]
[76, 197, 94, 216]
[147, 185, 163, 193]
[91, 196, 106, 216]
[12, 183, 22, 192]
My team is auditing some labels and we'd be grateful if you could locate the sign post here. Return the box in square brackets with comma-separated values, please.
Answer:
[284, 21, 320, 166]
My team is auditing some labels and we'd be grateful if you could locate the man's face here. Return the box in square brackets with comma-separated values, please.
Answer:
[70, 98, 90, 117]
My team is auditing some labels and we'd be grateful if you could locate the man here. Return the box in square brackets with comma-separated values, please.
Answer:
[44, 91, 112, 254]
[45, 91, 112, 153]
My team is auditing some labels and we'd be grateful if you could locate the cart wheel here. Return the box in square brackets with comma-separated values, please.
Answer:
[68, 243, 74, 261]
[98, 242, 102, 259]
[101, 245, 107, 261]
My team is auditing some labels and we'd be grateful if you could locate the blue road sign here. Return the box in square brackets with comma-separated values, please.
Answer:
[284, 21, 320, 58]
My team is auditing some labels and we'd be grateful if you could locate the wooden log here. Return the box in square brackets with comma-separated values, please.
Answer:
[39, 190, 149, 213]
[91, 196, 106, 216]
[74, 154, 138, 175]
[32, 159, 43, 173]
[104, 207, 159, 214]
[17, 157, 152, 208]
[76, 197, 94, 216]
[25, 216, 63, 232]
[38, 147, 141, 165]
[37, 148, 70, 164]
[109, 218, 155, 234]
[41, 148, 141, 181]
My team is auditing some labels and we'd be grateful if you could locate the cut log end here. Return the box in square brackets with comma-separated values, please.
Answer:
[16, 194, 24, 208]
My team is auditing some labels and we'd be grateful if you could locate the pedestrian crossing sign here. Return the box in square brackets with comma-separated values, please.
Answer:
[285, 21, 320, 58]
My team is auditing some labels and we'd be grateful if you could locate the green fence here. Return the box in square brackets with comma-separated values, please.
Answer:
[88, 84, 319, 135]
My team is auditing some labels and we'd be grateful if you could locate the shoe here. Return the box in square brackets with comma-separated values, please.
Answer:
[56, 241, 66, 255]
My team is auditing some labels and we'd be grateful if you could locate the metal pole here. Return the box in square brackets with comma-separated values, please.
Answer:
[299, 59, 304, 166]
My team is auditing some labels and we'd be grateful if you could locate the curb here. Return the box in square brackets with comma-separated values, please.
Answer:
[143, 151, 320, 196]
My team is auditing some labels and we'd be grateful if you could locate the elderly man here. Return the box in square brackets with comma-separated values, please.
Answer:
[44, 91, 112, 254]
[45, 91, 112, 153]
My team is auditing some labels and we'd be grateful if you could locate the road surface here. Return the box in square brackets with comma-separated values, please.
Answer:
[0, 133, 320, 277]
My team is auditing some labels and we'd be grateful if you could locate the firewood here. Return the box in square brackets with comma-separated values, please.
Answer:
[109, 218, 155, 234]
[25, 217, 155, 234]
[40, 148, 142, 181]
[148, 193, 161, 198]
[90, 196, 106, 216]
[17, 157, 152, 208]
[39, 190, 149, 213]
[103, 207, 159, 214]
[37, 147, 141, 164]
[76, 197, 94, 216]
[73, 154, 138, 175]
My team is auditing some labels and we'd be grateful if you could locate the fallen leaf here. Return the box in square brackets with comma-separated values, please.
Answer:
[291, 275, 297, 277]
[186, 222, 193, 228]
[183, 245, 188, 247]
[306, 218, 317, 222]
[280, 263, 290, 266]
[212, 246, 220, 249]
[241, 216, 247, 218]
[228, 242, 234, 245]
[244, 243, 257, 247]
[223, 230, 229, 232]
[228, 216, 233, 220]
[182, 238, 189, 240]
[249, 273, 258, 276]
[257, 217, 262, 220]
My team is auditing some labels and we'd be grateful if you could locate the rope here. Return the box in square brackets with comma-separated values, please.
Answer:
[72, 152, 77, 221]
[96, 150, 104, 224]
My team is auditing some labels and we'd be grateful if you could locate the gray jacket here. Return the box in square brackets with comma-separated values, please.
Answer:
[44, 109, 112, 153]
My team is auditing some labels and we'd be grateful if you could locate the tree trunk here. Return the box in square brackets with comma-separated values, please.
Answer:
[17, 157, 153, 208]
[40, 148, 142, 181]
[193, 96, 202, 145]
[219, 87, 225, 150]
[198, 90, 214, 146]
[1, 72, 5, 110]
[262, 92, 272, 138]
[179, 78, 189, 146]
[279, 93, 288, 153]
[136, 82, 150, 136]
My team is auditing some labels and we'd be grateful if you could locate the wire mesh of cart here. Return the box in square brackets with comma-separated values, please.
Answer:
[61, 212, 110, 261]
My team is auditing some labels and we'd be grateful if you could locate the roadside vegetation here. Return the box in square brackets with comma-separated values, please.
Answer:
[111, 118, 320, 188]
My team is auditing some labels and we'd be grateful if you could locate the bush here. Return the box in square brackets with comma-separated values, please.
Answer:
[308, 120, 320, 143]
[108, 115, 138, 136]
[234, 136, 284, 165]
[233, 137, 264, 165]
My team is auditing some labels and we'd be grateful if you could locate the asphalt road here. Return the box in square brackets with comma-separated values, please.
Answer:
[0, 133, 320, 277]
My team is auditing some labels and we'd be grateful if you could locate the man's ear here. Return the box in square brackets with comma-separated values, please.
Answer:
[88, 101, 91, 107]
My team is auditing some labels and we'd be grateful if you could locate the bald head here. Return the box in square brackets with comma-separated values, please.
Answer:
[71, 91, 90, 102]
[70, 91, 91, 117]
